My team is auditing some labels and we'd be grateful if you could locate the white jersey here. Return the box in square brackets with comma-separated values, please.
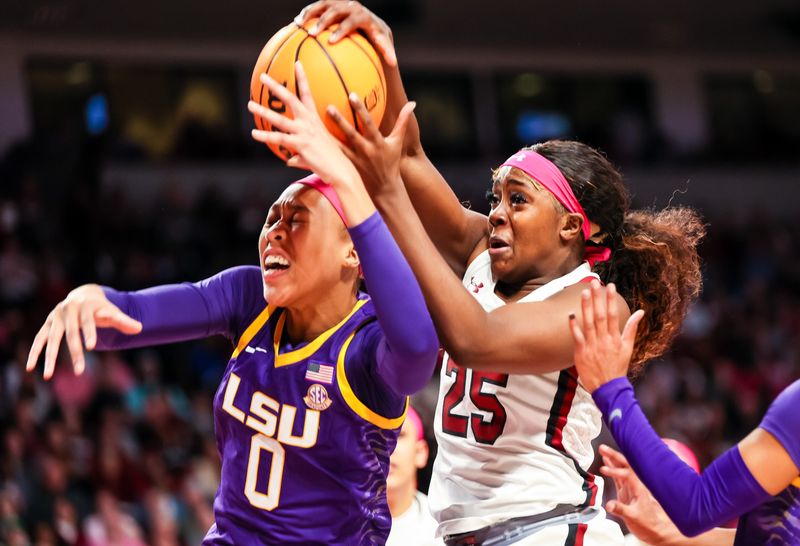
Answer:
[429, 252, 620, 543]
[387, 491, 443, 546]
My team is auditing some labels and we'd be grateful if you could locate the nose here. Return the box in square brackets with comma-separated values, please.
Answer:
[488, 201, 508, 227]
[266, 222, 285, 243]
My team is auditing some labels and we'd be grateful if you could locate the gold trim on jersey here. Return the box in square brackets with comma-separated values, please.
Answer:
[792, 476, 800, 489]
[231, 305, 274, 359]
[336, 326, 408, 429]
[273, 299, 368, 368]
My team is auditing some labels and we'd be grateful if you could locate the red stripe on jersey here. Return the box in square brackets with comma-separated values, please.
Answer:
[575, 522, 588, 545]
[547, 367, 578, 450]
[545, 367, 599, 511]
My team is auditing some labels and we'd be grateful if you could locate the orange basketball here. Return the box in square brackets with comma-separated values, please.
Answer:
[250, 18, 387, 161]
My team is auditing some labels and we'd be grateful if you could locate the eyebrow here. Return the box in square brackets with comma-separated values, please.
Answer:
[270, 202, 311, 214]
[491, 177, 536, 190]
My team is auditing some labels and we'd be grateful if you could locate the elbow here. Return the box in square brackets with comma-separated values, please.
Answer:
[446, 342, 490, 370]
[405, 319, 440, 361]
[392, 348, 439, 396]
[674, 519, 708, 538]
[395, 341, 440, 396]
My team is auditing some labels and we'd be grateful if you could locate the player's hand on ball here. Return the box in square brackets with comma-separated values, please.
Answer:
[567, 282, 643, 393]
[327, 94, 416, 199]
[296, 0, 397, 66]
[249, 62, 360, 190]
[26, 284, 142, 380]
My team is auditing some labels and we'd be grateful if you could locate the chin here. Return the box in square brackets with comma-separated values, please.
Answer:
[262, 283, 294, 308]
[489, 260, 512, 280]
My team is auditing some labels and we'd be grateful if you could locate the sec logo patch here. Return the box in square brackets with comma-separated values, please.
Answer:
[304, 383, 332, 411]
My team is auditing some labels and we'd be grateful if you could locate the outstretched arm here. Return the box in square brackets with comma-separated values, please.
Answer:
[570, 284, 799, 537]
[296, 1, 488, 275]
[26, 266, 260, 380]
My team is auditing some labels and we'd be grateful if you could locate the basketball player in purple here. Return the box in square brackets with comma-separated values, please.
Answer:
[569, 282, 800, 545]
[26, 73, 438, 543]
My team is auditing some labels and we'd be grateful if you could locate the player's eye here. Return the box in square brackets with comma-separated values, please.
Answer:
[485, 190, 500, 207]
[510, 192, 527, 205]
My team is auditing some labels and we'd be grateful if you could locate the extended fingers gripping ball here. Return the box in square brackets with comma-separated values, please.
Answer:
[250, 18, 387, 161]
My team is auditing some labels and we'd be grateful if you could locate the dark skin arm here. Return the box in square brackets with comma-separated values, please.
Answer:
[328, 94, 629, 374]
[296, 1, 488, 276]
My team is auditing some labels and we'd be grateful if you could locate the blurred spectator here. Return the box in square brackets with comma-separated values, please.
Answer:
[386, 406, 442, 546]
[83, 490, 146, 546]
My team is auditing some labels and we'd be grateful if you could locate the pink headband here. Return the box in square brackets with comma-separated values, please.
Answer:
[405, 406, 424, 441]
[500, 150, 611, 266]
[293, 174, 364, 277]
[293, 174, 348, 226]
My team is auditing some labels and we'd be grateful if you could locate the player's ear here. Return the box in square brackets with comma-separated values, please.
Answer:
[413, 440, 429, 469]
[344, 243, 360, 271]
[559, 212, 584, 243]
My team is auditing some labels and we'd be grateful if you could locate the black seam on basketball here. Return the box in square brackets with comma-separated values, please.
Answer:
[293, 35, 313, 101]
[345, 35, 386, 109]
[309, 35, 360, 132]
[258, 26, 301, 131]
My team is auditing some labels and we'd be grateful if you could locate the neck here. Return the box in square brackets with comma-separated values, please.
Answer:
[388, 482, 416, 518]
[284, 283, 357, 343]
[496, 254, 582, 302]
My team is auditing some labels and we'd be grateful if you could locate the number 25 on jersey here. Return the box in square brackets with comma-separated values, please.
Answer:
[441, 359, 509, 445]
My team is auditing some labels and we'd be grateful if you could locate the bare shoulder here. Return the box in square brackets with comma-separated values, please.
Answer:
[740, 427, 799, 495]
[549, 281, 632, 324]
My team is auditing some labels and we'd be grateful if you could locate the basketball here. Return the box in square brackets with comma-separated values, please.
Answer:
[250, 18, 387, 161]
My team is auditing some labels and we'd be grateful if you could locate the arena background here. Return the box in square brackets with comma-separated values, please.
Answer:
[1, 1, 799, 544]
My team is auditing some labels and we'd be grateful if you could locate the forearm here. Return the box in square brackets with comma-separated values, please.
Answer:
[327, 167, 376, 227]
[381, 62, 486, 271]
[98, 283, 230, 350]
[594, 378, 770, 537]
[667, 528, 736, 546]
[372, 185, 499, 365]
[348, 212, 438, 395]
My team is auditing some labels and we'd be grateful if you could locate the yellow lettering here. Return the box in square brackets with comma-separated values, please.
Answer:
[244, 434, 285, 511]
[277, 404, 320, 448]
[222, 373, 245, 423]
[246, 391, 280, 438]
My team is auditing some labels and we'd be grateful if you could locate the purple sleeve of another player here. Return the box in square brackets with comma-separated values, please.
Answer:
[96, 266, 262, 350]
[593, 377, 772, 537]
[759, 379, 800, 470]
[348, 212, 439, 396]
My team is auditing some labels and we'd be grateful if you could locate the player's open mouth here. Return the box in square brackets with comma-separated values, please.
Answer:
[263, 254, 291, 277]
[488, 236, 510, 255]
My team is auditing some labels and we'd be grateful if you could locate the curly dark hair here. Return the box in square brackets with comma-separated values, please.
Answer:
[528, 140, 705, 375]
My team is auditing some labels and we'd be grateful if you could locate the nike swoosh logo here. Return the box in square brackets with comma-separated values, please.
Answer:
[609, 408, 623, 422]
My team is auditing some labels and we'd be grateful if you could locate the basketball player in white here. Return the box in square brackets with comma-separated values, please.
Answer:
[297, 4, 705, 544]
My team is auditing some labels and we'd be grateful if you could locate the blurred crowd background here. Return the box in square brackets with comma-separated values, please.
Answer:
[1, 0, 799, 544]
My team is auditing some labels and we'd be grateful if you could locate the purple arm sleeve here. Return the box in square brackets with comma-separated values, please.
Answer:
[593, 377, 772, 537]
[347, 212, 439, 396]
[97, 266, 262, 350]
[759, 379, 800, 469]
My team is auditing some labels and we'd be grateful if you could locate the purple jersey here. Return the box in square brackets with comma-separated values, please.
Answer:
[203, 292, 405, 546]
[735, 480, 800, 545]
[101, 266, 414, 545]
[734, 379, 800, 545]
